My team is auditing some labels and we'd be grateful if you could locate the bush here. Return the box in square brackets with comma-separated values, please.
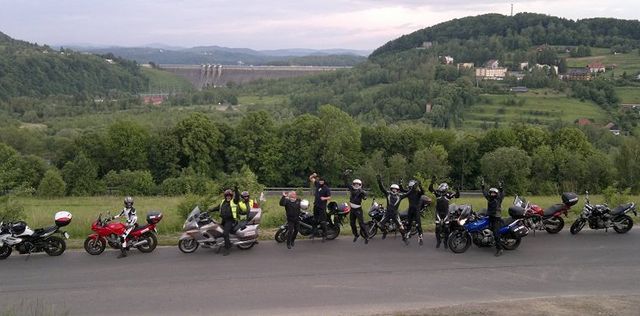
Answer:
[0, 196, 25, 221]
[602, 186, 631, 207]
[176, 194, 217, 219]
[104, 169, 155, 196]
[217, 165, 265, 198]
[37, 169, 66, 197]
[160, 171, 218, 196]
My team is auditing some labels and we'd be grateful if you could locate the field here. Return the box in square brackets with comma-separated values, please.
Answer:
[142, 67, 194, 93]
[464, 90, 609, 129]
[616, 86, 640, 104]
[566, 50, 640, 77]
[15, 193, 632, 247]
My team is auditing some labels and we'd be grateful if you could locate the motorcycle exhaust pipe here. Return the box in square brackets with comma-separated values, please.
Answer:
[131, 240, 149, 247]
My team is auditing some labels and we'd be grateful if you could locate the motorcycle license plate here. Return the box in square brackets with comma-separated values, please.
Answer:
[63, 232, 70, 239]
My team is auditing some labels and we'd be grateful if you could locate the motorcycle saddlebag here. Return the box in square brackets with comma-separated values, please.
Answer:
[561, 192, 579, 207]
[55, 211, 73, 227]
[508, 206, 526, 219]
[146, 211, 163, 224]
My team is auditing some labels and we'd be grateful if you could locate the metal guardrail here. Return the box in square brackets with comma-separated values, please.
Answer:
[261, 188, 484, 196]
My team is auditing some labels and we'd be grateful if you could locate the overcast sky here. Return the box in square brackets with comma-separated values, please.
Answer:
[0, 0, 637, 50]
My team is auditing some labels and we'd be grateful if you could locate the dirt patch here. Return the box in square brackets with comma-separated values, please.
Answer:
[380, 295, 640, 316]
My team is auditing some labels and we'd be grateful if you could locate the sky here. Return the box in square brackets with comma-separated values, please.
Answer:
[0, 0, 638, 50]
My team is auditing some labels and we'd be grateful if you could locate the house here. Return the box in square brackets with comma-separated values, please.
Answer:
[476, 67, 508, 80]
[587, 62, 606, 73]
[519, 62, 529, 70]
[576, 118, 592, 126]
[605, 122, 621, 136]
[443, 56, 454, 64]
[484, 59, 500, 69]
[457, 63, 474, 69]
[509, 86, 529, 93]
[560, 68, 592, 81]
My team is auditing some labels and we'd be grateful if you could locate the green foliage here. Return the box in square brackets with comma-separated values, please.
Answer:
[176, 194, 211, 220]
[602, 186, 631, 206]
[37, 169, 66, 198]
[171, 113, 223, 177]
[105, 121, 150, 171]
[0, 143, 47, 192]
[413, 144, 451, 181]
[0, 196, 25, 221]
[315, 105, 362, 183]
[218, 165, 266, 198]
[480, 147, 531, 194]
[160, 171, 218, 196]
[61, 153, 104, 196]
[103, 169, 155, 196]
[614, 137, 640, 193]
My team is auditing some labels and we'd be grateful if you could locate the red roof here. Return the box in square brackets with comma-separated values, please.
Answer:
[576, 118, 592, 126]
[587, 62, 605, 69]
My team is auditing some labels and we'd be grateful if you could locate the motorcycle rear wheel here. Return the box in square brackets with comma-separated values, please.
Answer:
[325, 225, 340, 240]
[544, 217, 564, 234]
[44, 236, 66, 256]
[0, 245, 12, 259]
[237, 242, 256, 250]
[613, 215, 633, 234]
[501, 237, 521, 250]
[136, 233, 157, 253]
[274, 228, 287, 243]
[178, 237, 199, 253]
[447, 231, 471, 254]
[84, 237, 106, 255]
[570, 218, 586, 235]
[363, 221, 377, 238]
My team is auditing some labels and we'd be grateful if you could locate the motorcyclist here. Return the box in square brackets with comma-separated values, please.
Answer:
[113, 196, 137, 259]
[235, 188, 254, 221]
[209, 188, 240, 256]
[481, 179, 505, 256]
[429, 177, 460, 249]
[343, 169, 368, 244]
[280, 191, 302, 249]
[309, 173, 331, 242]
[401, 179, 427, 245]
[376, 175, 409, 245]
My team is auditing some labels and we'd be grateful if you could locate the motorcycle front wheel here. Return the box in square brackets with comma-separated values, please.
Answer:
[447, 231, 471, 254]
[136, 233, 157, 253]
[363, 221, 377, 238]
[325, 225, 340, 240]
[570, 218, 586, 235]
[178, 237, 199, 253]
[544, 217, 565, 234]
[44, 236, 66, 256]
[275, 227, 287, 243]
[501, 237, 521, 250]
[0, 245, 12, 259]
[613, 215, 633, 234]
[84, 237, 106, 255]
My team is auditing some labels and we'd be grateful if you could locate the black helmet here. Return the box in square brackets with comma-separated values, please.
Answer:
[124, 196, 134, 208]
[223, 189, 233, 198]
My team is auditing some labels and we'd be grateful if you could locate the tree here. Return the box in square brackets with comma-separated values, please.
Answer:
[480, 147, 531, 195]
[315, 105, 362, 183]
[105, 120, 150, 171]
[62, 153, 103, 196]
[278, 114, 323, 186]
[412, 144, 451, 181]
[479, 128, 520, 155]
[449, 135, 481, 189]
[37, 169, 66, 197]
[147, 133, 180, 183]
[172, 113, 223, 177]
[387, 153, 408, 184]
[614, 137, 640, 193]
[551, 127, 593, 155]
[513, 125, 551, 154]
[103, 169, 155, 196]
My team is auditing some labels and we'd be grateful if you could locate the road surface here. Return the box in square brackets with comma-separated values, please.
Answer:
[1, 230, 639, 315]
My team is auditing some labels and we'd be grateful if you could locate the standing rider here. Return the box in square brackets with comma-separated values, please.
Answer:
[280, 191, 302, 249]
[344, 169, 369, 244]
[401, 179, 427, 245]
[209, 188, 240, 256]
[114, 196, 137, 259]
[309, 173, 331, 242]
[376, 175, 409, 245]
[429, 177, 460, 249]
[481, 179, 505, 257]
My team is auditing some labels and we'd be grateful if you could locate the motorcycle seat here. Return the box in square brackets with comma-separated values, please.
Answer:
[611, 203, 633, 215]
[543, 204, 565, 216]
[34, 225, 57, 237]
[131, 224, 150, 233]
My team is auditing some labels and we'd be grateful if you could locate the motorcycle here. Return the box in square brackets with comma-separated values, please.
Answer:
[447, 206, 529, 254]
[275, 201, 348, 242]
[84, 211, 162, 255]
[435, 204, 467, 248]
[362, 198, 416, 239]
[570, 191, 637, 234]
[0, 211, 72, 259]
[511, 192, 578, 234]
[179, 206, 261, 253]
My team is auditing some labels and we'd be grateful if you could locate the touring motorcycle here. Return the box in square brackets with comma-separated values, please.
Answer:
[275, 201, 348, 242]
[84, 211, 162, 255]
[0, 211, 72, 259]
[570, 191, 637, 234]
[179, 206, 261, 253]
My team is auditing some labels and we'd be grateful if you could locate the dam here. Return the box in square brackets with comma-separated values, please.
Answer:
[160, 64, 350, 90]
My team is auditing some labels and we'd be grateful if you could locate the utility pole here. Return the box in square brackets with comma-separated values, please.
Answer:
[511, 4, 514, 16]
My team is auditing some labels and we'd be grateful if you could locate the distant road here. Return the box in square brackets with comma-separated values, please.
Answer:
[1, 230, 639, 315]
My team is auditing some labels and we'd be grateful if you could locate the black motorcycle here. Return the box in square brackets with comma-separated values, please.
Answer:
[570, 191, 637, 234]
[0, 211, 72, 259]
[363, 198, 417, 239]
[275, 202, 348, 242]
[434, 204, 465, 248]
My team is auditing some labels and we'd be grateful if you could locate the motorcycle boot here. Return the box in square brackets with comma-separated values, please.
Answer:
[495, 248, 503, 257]
[418, 234, 424, 246]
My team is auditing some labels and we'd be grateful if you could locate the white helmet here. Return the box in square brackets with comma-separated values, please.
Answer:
[437, 183, 449, 192]
[300, 199, 310, 210]
[390, 184, 400, 190]
[489, 188, 499, 194]
[352, 179, 362, 186]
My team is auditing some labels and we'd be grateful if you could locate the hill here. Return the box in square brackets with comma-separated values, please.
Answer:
[0, 31, 148, 100]
[73, 45, 368, 66]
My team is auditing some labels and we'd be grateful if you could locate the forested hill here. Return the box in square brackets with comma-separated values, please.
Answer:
[0, 31, 148, 100]
[371, 13, 640, 58]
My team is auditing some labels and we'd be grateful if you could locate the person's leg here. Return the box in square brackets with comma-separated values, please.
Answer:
[291, 221, 299, 246]
[491, 217, 503, 256]
[118, 226, 133, 258]
[223, 220, 232, 255]
[349, 210, 359, 242]
[356, 208, 369, 243]
[319, 208, 328, 241]
[286, 220, 294, 249]
[411, 209, 424, 245]
[393, 214, 408, 244]
[379, 212, 391, 239]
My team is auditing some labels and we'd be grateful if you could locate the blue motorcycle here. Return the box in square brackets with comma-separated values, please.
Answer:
[447, 205, 529, 254]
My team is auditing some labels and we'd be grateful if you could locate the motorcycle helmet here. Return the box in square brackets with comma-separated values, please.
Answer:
[489, 188, 499, 196]
[437, 183, 449, 192]
[124, 196, 134, 208]
[11, 221, 27, 235]
[408, 180, 417, 189]
[241, 191, 250, 200]
[352, 179, 362, 187]
[223, 189, 233, 198]
[300, 199, 310, 210]
[390, 184, 400, 191]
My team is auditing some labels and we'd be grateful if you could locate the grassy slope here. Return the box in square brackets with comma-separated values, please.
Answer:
[566, 50, 640, 77]
[17, 193, 629, 246]
[142, 67, 194, 93]
[464, 90, 609, 129]
[616, 86, 640, 104]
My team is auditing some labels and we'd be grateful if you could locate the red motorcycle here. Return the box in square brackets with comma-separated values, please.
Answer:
[510, 193, 578, 234]
[83, 212, 163, 255]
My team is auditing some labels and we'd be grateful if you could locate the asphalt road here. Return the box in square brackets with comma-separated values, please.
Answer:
[1, 229, 640, 316]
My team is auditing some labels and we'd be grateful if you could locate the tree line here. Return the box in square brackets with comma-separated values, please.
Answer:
[2, 105, 639, 198]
